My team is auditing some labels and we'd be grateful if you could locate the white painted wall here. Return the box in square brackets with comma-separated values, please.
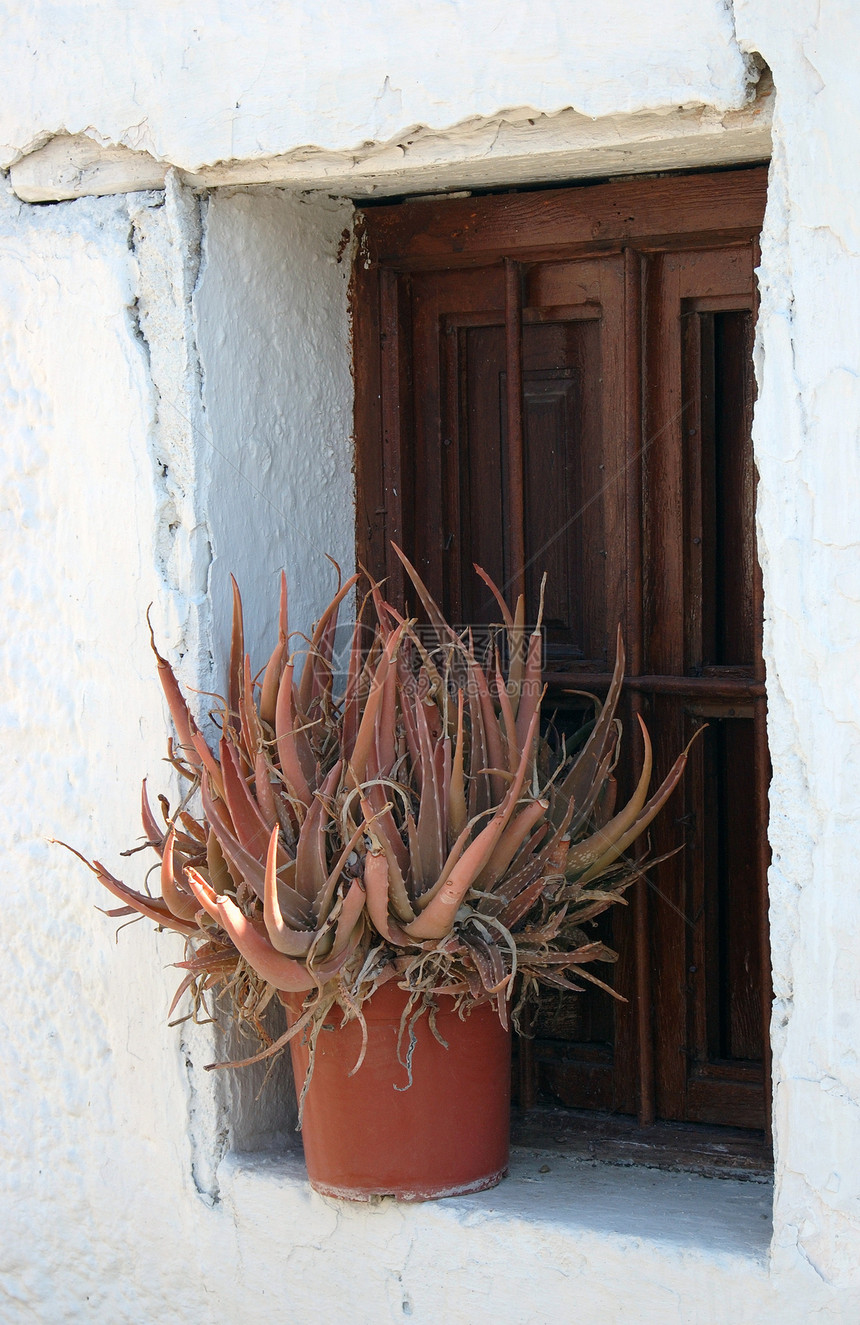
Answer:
[0, 174, 357, 1311]
[735, 0, 860, 1298]
[195, 187, 356, 669]
[0, 1, 755, 170]
[0, 182, 207, 1319]
[2, 0, 860, 1319]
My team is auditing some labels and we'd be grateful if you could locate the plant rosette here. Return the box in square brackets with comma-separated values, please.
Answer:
[64, 548, 692, 1200]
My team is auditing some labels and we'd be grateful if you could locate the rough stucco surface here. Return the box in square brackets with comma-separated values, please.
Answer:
[2, 0, 860, 1320]
[0, 1, 756, 170]
[194, 187, 356, 668]
[0, 174, 355, 1315]
[734, 0, 860, 1300]
[0, 181, 206, 1319]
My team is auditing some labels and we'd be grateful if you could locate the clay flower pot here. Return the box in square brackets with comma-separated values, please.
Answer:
[285, 982, 512, 1201]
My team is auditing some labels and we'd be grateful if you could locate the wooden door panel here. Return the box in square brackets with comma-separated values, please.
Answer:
[643, 252, 686, 676]
[526, 255, 628, 672]
[684, 307, 757, 668]
[525, 257, 604, 308]
[643, 247, 766, 1130]
[460, 322, 506, 609]
[690, 714, 762, 1063]
[677, 246, 754, 300]
[520, 320, 610, 664]
[410, 257, 627, 673]
[409, 268, 505, 609]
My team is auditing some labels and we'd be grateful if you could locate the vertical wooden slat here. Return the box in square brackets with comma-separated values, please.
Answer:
[505, 255, 533, 1106]
[624, 248, 645, 680]
[681, 307, 709, 1077]
[624, 246, 655, 1127]
[380, 266, 407, 604]
[683, 309, 706, 672]
[504, 259, 526, 604]
[644, 251, 686, 674]
[600, 260, 631, 659]
[351, 225, 385, 581]
[441, 320, 463, 621]
[645, 251, 691, 1124]
[751, 234, 773, 1140]
[754, 707, 771, 1134]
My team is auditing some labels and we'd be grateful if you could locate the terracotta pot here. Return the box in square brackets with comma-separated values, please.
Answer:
[285, 981, 512, 1201]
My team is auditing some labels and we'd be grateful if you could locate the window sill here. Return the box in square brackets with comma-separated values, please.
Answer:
[216, 1143, 774, 1317]
[511, 1107, 772, 1180]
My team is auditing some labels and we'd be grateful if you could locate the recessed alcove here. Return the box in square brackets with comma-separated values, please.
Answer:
[176, 108, 779, 1297]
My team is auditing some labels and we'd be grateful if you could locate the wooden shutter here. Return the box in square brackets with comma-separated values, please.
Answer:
[354, 168, 770, 1136]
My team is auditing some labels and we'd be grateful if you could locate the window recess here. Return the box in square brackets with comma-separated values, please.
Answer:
[353, 168, 771, 1161]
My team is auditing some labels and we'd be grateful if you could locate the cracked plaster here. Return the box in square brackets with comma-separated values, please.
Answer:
[0, 1, 756, 172]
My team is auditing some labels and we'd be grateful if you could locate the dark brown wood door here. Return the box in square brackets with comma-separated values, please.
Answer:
[354, 169, 770, 1133]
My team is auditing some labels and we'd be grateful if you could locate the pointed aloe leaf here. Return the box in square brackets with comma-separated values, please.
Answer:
[56, 842, 198, 935]
[497, 875, 547, 929]
[467, 686, 489, 818]
[470, 655, 506, 805]
[253, 750, 280, 831]
[473, 798, 548, 893]
[160, 828, 201, 923]
[361, 848, 412, 945]
[566, 714, 653, 877]
[146, 609, 199, 766]
[275, 660, 313, 807]
[295, 761, 340, 912]
[140, 779, 164, 851]
[239, 653, 263, 762]
[328, 879, 367, 959]
[472, 562, 514, 630]
[413, 688, 445, 887]
[220, 737, 272, 859]
[514, 629, 544, 756]
[448, 690, 467, 847]
[494, 653, 519, 772]
[390, 542, 456, 642]
[262, 827, 315, 957]
[577, 729, 700, 883]
[227, 575, 245, 738]
[297, 572, 360, 714]
[185, 869, 315, 992]
[349, 623, 405, 783]
[260, 571, 288, 728]
[200, 773, 309, 927]
[507, 594, 526, 719]
[568, 735, 619, 839]
[555, 626, 625, 815]
[404, 708, 541, 940]
[341, 615, 366, 760]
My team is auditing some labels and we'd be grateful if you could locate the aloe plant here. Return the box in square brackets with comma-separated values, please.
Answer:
[65, 548, 692, 1078]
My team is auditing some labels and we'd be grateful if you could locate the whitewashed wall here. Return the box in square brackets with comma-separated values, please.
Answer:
[1, 0, 859, 1320]
[0, 1, 754, 169]
[736, 0, 860, 1298]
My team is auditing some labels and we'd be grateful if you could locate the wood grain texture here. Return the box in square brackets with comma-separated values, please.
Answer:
[359, 168, 768, 268]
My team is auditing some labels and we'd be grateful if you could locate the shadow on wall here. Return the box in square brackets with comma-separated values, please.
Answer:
[220, 1000, 299, 1154]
